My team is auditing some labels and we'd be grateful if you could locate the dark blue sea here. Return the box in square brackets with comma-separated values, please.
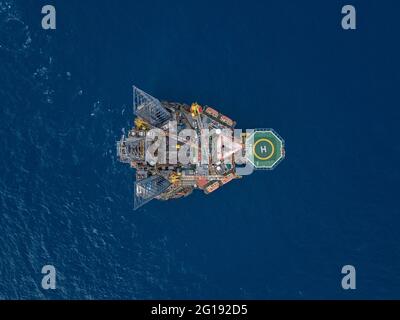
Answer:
[1, 0, 399, 299]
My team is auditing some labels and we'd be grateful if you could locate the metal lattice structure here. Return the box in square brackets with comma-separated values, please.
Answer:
[133, 86, 171, 126]
[134, 175, 171, 210]
[117, 136, 145, 163]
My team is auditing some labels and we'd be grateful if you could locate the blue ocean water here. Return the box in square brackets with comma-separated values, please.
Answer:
[1, 0, 399, 299]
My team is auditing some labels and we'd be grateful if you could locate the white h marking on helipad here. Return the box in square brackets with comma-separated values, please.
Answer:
[261, 146, 267, 153]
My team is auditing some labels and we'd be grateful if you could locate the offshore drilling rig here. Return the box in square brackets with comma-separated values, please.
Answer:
[117, 86, 285, 209]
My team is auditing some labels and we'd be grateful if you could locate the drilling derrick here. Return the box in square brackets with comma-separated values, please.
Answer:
[117, 135, 145, 163]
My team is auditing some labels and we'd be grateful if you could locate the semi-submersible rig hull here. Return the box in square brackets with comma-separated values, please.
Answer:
[117, 86, 285, 209]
